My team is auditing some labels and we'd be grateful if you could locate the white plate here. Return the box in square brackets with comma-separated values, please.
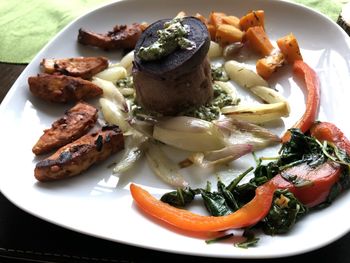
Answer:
[1, 0, 350, 259]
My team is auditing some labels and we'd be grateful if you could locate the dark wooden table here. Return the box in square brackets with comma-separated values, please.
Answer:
[0, 63, 350, 263]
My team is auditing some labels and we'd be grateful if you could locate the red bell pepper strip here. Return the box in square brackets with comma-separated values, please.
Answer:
[130, 160, 341, 232]
[130, 182, 276, 232]
[282, 60, 320, 143]
[311, 121, 350, 156]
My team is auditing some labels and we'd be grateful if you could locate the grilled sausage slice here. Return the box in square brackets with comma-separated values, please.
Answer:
[34, 125, 124, 182]
[78, 23, 146, 50]
[41, 56, 109, 79]
[28, 73, 103, 103]
[32, 102, 98, 155]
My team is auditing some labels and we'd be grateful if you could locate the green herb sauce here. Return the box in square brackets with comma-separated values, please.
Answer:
[116, 76, 134, 89]
[211, 64, 229, 82]
[181, 83, 237, 121]
[137, 18, 196, 61]
[132, 81, 238, 122]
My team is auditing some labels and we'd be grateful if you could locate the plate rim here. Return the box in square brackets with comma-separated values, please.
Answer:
[1, 0, 350, 259]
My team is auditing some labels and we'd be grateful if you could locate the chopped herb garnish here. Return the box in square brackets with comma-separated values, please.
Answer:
[234, 230, 259, 248]
[205, 233, 234, 244]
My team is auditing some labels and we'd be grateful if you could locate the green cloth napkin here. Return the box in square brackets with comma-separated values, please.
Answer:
[0, 0, 111, 64]
[292, 0, 345, 20]
[0, 0, 347, 64]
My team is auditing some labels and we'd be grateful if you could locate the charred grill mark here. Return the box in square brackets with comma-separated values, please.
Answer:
[32, 102, 98, 155]
[41, 57, 108, 79]
[34, 126, 124, 182]
[101, 124, 120, 132]
[78, 23, 145, 50]
[59, 151, 73, 162]
[28, 74, 103, 103]
[35, 145, 92, 169]
[59, 68, 70, 76]
[95, 135, 103, 151]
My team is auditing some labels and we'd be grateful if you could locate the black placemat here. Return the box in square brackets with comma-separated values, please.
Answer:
[0, 192, 349, 263]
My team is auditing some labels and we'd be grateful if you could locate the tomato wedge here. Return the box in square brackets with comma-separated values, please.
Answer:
[271, 161, 342, 207]
[311, 121, 350, 156]
[282, 60, 320, 142]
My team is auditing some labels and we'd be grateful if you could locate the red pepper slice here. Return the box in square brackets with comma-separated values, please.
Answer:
[282, 60, 320, 142]
[130, 160, 341, 232]
[311, 121, 350, 156]
[130, 182, 275, 232]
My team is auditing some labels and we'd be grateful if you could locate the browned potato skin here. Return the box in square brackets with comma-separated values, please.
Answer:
[28, 73, 103, 103]
[34, 126, 124, 182]
[41, 56, 109, 80]
[32, 102, 98, 155]
[78, 23, 145, 50]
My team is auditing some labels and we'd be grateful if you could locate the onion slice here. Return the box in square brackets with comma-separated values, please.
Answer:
[224, 60, 268, 89]
[188, 144, 253, 169]
[94, 65, 127, 83]
[208, 41, 223, 59]
[128, 117, 156, 138]
[221, 102, 289, 123]
[214, 118, 280, 150]
[153, 116, 226, 152]
[113, 132, 148, 174]
[99, 98, 130, 132]
[93, 77, 128, 112]
[223, 42, 244, 60]
[119, 50, 134, 75]
[214, 80, 239, 105]
[146, 141, 188, 188]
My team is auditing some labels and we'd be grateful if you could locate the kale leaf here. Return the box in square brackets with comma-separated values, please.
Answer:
[260, 189, 308, 235]
[200, 189, 234, 216]
[234, 229, 259, 248]
[160, 188, 196, 207]
[278, 128, 326, 168]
